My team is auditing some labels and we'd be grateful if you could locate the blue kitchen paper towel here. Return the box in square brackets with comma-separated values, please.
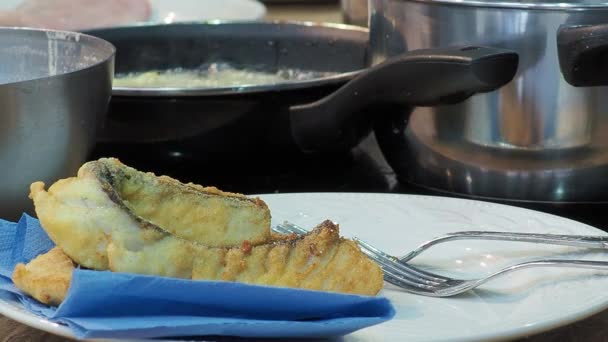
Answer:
[0, 214, 395, 339]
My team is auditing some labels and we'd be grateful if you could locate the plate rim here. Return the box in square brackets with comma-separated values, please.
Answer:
[0, 295, 75, 340]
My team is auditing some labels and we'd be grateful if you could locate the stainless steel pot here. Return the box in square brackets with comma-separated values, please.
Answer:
[370, 0, 608, 202]
[0, 28, 115, 220]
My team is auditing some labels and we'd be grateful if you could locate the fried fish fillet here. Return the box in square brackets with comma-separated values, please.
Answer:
[12, 247, 74, 306]
[29, 158, 271, 270]
[108, 220, 384, 295]
[89, 158, 271, 246]
[28, 157, 384, 298]
[13, 221, 383, 303]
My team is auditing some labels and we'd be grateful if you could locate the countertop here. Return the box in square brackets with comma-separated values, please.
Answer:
[265, 2, 343, 23]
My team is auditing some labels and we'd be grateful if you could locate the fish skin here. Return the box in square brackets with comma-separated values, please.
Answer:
[87, 158, 271, 247]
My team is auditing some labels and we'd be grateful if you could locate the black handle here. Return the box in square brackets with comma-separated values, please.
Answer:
[289, 46, 518, 153]
[558, 24, 608, 87]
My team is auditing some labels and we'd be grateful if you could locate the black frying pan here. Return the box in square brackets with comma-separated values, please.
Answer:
[85, 22, 518, 166]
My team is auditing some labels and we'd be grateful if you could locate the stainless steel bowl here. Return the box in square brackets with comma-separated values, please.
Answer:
[0, 27, 115, 220]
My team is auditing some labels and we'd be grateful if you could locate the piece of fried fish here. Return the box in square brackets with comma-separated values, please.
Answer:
[27, 158, 384, 298]
[12, 247, 74, 306]
[109, 220, 384, 295]
[30, 158, 271, 270]
[13, 221, 384, 303]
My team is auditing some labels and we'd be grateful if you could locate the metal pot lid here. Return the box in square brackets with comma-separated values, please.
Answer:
[403, 0, 608, 11]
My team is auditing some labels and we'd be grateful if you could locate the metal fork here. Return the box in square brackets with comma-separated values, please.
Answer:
[274, 222, 608, 297]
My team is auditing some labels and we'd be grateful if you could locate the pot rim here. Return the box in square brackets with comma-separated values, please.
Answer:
[402, 0, 608, 11]
[0, 26, 116, 87]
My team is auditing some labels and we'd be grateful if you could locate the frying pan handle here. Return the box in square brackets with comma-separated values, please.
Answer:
[557, 24, 608, 87]
[289, 46, 518, 153]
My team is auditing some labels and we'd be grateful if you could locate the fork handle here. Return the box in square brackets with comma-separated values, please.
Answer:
[474, 259, 608, 289]
[399, 231, 608, 262]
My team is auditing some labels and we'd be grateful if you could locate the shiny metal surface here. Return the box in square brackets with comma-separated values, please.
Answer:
[278, 221, 608, 262]
[369, 242, 608, 297]
[398, 230, 608, 262]
[0, 27, 114, 220]
[370, 0, 608, 201]
[277, 221, 608, 297]
[396, 0, 608, 10]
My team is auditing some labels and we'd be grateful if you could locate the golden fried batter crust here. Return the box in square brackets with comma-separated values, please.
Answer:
[108, 220, 384, 295]
[24, 158, 384, 303]
[13, 221, 383, 305]
[29, 158, 271, 269]
[12, 247, 74, 306]
[85, 158, 271, 246]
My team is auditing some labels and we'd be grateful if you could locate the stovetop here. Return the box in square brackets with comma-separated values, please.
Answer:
[90, 134, 608, 231]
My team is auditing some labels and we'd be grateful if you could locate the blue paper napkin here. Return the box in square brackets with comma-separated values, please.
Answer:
[0, 214, 395, 339]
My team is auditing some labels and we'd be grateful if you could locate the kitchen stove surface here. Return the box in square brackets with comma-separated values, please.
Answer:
[90, 134, 608, 231]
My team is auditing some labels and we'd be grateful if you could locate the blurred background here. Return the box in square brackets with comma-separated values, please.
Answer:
[2, 0, 608, 231]
[0, 0, 348, 30]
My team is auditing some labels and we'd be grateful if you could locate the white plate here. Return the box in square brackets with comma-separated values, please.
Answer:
[0, 0, 267, 24]
[2, 193, 608, 341]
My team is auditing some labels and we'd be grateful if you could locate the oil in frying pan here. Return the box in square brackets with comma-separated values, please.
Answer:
[113, 62, 339, 89]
